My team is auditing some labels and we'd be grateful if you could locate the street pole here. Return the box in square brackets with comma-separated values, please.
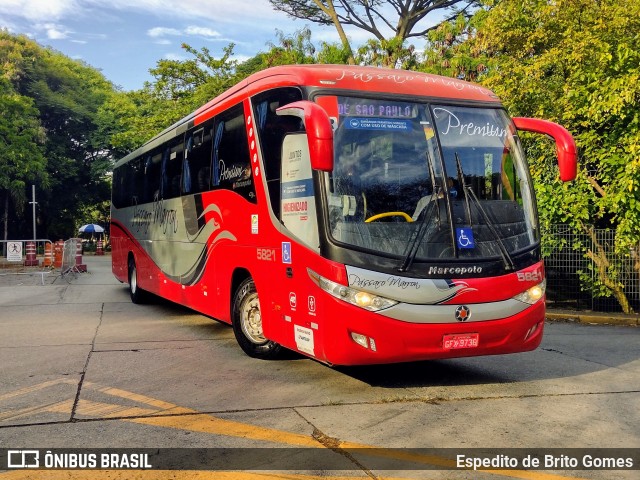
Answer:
[29, 184, 37, 241]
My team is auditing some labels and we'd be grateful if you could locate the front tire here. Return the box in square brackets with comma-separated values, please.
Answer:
[232, 278, 282, 359]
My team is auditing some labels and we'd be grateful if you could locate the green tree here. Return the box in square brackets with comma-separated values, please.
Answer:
[421, 10, 490, 81]
[263, 28, 317, 67]
[1, 31, 117, 240]
[147, 44, 238, 113]
[95, 89, 149, 158]
[356, 37, 419, 69]
[468, 0, 640, 312]
[239, 27, 351, 70]
[269, 0, 479, 67]
[99, 43, 241, 156]
[0, 77, 47, 241]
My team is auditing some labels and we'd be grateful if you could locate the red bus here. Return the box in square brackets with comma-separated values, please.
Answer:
[111, 65, 577, 365]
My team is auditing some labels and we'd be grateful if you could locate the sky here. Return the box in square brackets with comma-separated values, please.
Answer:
[0, 0, 368, 91]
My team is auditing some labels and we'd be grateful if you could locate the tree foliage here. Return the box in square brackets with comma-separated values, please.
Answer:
[98, 43, 242, 154]
[0, 77, 47, 240]
[459, 0, 640, 312]
[251, 27, 353, 68]
[269, 0, 478, 66]
[0, 31, 116, 240]
[421, 10, 489, 81]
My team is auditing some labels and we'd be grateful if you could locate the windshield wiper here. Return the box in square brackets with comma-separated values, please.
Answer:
[398, 193, 438, 272]
[398, 151, 441, 272]
[454, 152, 515, 271]
[426, 150, 441, 229]
[455, 152, 473, 226]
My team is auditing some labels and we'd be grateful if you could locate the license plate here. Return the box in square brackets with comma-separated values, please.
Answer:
[443, 333, 479, 350]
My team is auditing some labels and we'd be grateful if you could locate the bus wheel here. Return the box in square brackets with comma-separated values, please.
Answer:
[232, 278, 282, 359]
[128, 257, 147, 304]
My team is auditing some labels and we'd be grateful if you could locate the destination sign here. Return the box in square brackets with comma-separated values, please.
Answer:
[338, 99, 417, 119]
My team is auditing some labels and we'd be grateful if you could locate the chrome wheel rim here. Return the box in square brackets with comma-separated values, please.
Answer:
[130, 265, 137, 293]
[240, 292, 266, 344]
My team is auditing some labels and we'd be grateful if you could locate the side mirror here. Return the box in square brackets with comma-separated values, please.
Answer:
[513, 117, 577, 182]
[277, 101, 334, 171]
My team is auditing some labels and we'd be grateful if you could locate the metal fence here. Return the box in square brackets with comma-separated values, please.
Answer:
[0, 239, 54, 285]
[543, 225, 640, 313]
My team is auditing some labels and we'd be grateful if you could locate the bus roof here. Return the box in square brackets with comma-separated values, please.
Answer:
[115, 65, 502, 168]
[194, 64, 501, 123]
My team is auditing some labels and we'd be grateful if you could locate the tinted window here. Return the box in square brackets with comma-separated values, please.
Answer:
[213, 104, 256, 203]
[161, 138, 184, 199]
[184, 120, 214, 194]
[143, 152, 162, 203]
[252, 87, 304, 217]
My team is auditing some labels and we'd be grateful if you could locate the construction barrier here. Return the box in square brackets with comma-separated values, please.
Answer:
[75, 238, 87, 273]
[96, 239, 104, 256]
[54, 240, 64, 268]
[42, 241, 53, 267]
[60, 238, 87, 276]
[24, 241, 39, 267]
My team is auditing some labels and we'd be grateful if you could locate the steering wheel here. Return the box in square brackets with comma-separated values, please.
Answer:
[365, 211, 414, 223]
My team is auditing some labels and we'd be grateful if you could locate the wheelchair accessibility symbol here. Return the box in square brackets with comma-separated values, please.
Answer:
[282, 242, 292, 264]
[456, 227, 475, 249]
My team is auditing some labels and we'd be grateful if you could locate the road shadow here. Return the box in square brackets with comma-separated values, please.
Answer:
[119, 286, 640, 387]
[335, 359, 509, 388]
[335, 321, 640, 388]
[129, 288, 307, 361]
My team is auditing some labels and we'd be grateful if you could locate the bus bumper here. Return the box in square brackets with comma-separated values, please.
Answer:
[321, 299, 545, 366]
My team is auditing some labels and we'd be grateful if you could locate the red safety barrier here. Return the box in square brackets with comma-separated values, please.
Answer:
[53, 240, 64, 268]
[24, 241, 39, 267]
[75, 239, 87, 273]
[96, 239, 104, 256]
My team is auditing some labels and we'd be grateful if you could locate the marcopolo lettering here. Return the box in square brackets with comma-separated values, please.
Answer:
[428, 265, 483, 276]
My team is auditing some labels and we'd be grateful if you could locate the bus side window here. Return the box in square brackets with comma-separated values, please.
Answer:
[251, 87, 303, 219]
[143, 153, 161, 203]
[129, 158, 144, 206]
[112, 166, 126, 208]
[184, 121, 214, 194]
[161, 138, 184, 199]
[213, 104, 257, 203]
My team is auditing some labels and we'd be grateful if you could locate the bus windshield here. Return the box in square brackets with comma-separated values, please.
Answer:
[324, 96, 539, 266]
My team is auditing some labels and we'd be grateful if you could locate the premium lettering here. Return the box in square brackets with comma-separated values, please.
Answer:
[433, 107, 507, 138]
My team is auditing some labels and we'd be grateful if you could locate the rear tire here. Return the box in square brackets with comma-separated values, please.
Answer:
[232, 278, 282, 359]
[128, 257, 147, 304]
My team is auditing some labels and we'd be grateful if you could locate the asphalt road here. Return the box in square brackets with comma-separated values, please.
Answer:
[0, 256, 638, 480]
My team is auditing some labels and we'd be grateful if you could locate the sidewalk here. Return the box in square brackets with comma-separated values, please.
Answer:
[546, 309, 639, 326]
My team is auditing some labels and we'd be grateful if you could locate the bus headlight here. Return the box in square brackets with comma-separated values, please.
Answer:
[308, 268, 398, 312]
[513, 279, 546, 305]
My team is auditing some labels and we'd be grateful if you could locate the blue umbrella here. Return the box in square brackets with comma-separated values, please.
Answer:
[78, 224, 104, 234]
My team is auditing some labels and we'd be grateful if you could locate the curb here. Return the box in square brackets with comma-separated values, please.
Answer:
[546, 310, 639, 326]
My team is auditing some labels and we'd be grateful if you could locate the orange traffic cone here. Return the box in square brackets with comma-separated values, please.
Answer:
[42, 242, 53, 267]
